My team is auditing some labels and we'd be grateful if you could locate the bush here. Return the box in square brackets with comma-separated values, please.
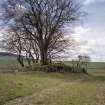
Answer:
[22, 63, 87, 74]
[46, 63, 65, 72]
[71, 65, 88, 74]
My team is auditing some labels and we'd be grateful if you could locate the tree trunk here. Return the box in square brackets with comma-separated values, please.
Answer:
[28, 58, 31, 66]
[29, 53, 35, 64]
[35, 52, 39, 63]
[17, 55, 24, 67]
[40, 49, 48, 65]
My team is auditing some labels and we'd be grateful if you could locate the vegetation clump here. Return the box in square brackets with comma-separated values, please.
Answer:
[23, 62, 88, 74]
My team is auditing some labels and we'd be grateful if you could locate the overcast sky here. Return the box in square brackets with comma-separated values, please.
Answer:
[70, 0, 105, 62]
[0, 0, 105, 62]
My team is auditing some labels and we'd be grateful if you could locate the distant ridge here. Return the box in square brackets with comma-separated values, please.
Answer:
[0, 52, 17, 57]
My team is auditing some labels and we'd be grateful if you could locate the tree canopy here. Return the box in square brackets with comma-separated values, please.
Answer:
[1, 0, 82, 65]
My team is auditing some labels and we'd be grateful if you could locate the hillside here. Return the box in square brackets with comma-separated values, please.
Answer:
[0, 72, 104, 105]
[0, 52, 17, 57]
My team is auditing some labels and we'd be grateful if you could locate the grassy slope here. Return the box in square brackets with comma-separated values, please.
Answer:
[65, 61, 105, 75]
[0, 56, 18, 70]
[64, 61, 105, 69]
[0, 72, 105, 105]
[0, 58, 105, 104]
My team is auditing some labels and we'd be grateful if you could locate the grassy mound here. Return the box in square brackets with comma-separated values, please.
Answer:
[23, 63, 88, 74]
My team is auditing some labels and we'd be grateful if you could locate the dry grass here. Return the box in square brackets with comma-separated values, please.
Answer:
[0, 71, 104, 105]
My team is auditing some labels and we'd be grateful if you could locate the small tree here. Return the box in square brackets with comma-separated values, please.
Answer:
[78, 55, 91, 73]
[2, 28, 25, 67]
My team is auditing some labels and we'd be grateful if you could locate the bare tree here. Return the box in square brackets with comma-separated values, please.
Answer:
[2, 0, 82, 65]
[2, 26, 40, 67]
[78, 55, 91, 73]
[2, 28, 25, 67]
[23, 39, 39, 65]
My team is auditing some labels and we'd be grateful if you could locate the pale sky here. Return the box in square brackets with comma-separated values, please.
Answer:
[71, 0, 105, 62]
[0, 0, 105, 62]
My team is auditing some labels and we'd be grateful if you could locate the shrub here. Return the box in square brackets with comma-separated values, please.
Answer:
[22, 63, 88, 74]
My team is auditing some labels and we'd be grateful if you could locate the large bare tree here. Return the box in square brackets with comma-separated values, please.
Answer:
[2, 0, 82, 65]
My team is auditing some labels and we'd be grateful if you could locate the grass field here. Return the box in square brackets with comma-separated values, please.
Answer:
[0, 56, 18, 70]
[0, 72, 105, 105]
[0, 57, 105, 105]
